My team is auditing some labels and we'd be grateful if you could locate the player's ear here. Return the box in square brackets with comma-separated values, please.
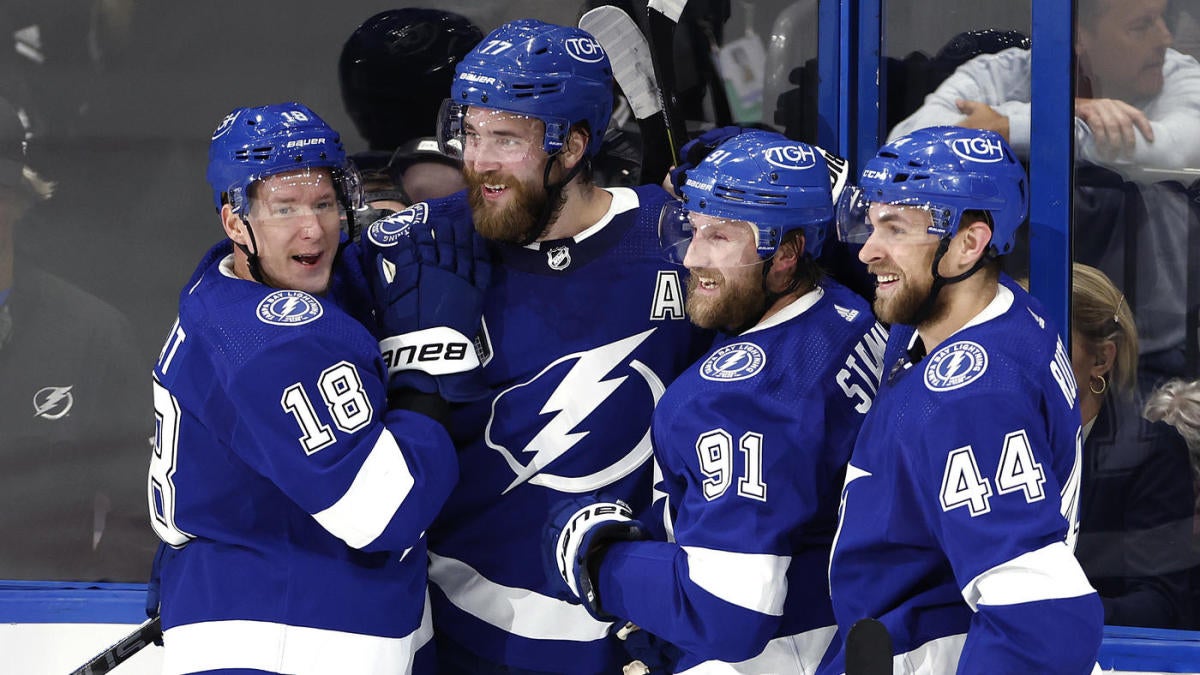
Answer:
[955, 217, 992, 267]
[221, 204, 250, 247]
[559, 125, 589, 172]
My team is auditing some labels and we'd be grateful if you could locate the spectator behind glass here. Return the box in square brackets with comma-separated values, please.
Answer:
[889, 0, 1200, 167]
[890, 0, 1200, 382]
[0, 94, 155, 581]
[1072, 262, 1196, 629]
[339, 8, 482, 223]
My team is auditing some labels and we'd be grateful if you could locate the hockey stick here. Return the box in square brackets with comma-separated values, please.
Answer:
[643, 0, 692, 167]
[816, 145, 851, 203]
[845, 618, 892, 675]
[68, 615, 161, 675]
[580, 5, 674, 187]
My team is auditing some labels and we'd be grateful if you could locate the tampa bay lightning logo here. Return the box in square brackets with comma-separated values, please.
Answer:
[948, 136, 1005, 163]
[564, 36, 606, 63]
[924, 340, 988, 392]
[700, 342, 766, 382]
[33, 386, 74, 420]
[487, 329, 666, 494]
[366, 203, 428, 247]
[763, 144, 818, 170]
[256, 290, 323, 326]
[211, 111, 240, 140]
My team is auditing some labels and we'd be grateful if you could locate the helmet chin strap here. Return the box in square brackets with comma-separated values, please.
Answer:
[235, 214, 267, 284]
[515, 152, 589, 247]
[911, 236, 991, 326]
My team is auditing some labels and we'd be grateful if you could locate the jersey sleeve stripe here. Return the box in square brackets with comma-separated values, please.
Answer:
[682, 545, 791, 615]
[962, 542, 1096, 610]
[428, 551, 613, 641]
[311, 429, 414, 549]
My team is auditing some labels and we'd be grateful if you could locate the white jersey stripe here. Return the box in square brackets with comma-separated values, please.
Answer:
[677, 625, 835, 674]
[428, 551, 613, 641]
[682, 546, 791, 615]
[312, 428, 413, 549]
[962, 541, 1097, 610]
[161, 619, 419, 675]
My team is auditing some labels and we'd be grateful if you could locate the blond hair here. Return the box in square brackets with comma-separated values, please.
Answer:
[1071, 262, 1138, 396]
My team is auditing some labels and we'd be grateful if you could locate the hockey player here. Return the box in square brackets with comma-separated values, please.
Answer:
[410, 18, 712, 673]
[149, 102, 486, 673]
[338, 8, 482, 220]
[544, 129, 887, 674]
[822, 126, 1104, 673]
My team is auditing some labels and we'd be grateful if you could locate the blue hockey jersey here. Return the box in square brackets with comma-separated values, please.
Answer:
[597, 281, 886, 674]
[823, 281, 1104, 674]
[424, 185, 713, 673]
[150, 241, 457, 674]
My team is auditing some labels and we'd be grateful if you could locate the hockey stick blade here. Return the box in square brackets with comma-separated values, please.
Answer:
[580, 5, 672, 185]
[69, 615, 162, 675]
[580, 7, 662, 121]
[815, 145, 851, 203]
[845, 618, 892, 675]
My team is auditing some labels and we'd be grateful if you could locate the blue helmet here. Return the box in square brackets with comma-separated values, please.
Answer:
[206, 102, 360, 214]
[677, 130, 833, 258]
[855, 126, 1027, 255]
[444, 19, 613, 157]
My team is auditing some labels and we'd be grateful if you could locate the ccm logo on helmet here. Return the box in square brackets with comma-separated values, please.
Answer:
[763, 144, 817, 170]
[949, 137, 1004, 163]
[565, 37, 605, 63]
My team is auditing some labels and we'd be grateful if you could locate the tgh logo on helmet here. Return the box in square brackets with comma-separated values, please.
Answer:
[948, 136, 1004, 163]
[565, 37, 605, 63]
[763, 144, 817, 170]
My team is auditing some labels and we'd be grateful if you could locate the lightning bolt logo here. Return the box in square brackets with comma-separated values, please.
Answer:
[502, 330, 655, 493]
[942, 350, 968, 378]
[33, 386, 74, 420]
[714, 350, 750, 374]
[924, 341, 988, 392]
[279, 296, 303, 316]
[257, 290, 323, 326]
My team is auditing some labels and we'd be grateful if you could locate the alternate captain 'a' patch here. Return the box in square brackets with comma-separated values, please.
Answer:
[256, 290, 323, 326]
[700, 342, 767, 382]
[923, 340, 988, 392]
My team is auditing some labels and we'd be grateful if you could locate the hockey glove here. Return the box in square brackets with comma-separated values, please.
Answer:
[668, 125, 744, 195]
[361, 206, 492, 403]
[545, 497, 649, 621]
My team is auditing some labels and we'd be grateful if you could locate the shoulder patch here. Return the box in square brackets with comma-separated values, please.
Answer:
[256, 290, 323, 326]
[924, 340, 988, 392]
[700, 342, 766, 382]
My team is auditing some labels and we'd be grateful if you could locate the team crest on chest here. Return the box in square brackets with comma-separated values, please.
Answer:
[924, 340, 988, 392]
[488, 329, 665, 494]
[700, 342, 766, 382]
[546, 245, 572, 271]
[256, 290, 323, 326]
